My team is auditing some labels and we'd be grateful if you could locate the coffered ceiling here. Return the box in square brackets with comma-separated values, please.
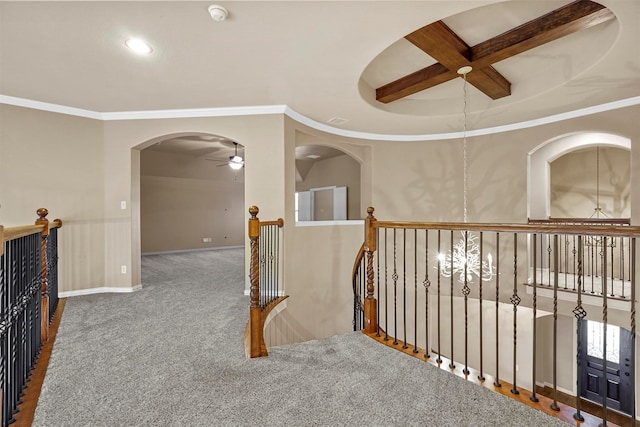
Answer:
[0, 1, 638, 136]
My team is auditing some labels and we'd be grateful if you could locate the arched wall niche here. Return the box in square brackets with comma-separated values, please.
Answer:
[294, 132, 368, 221]
[527, 132, 631, 220]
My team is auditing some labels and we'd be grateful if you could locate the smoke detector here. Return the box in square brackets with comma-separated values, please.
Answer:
[208, 5, 229, 22]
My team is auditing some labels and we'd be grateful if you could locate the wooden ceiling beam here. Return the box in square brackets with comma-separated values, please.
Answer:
[376, 63, 457, 104]
[405, 20, 511, 100]
[471, 0, 615, 68]
[375, 0, 613, 104]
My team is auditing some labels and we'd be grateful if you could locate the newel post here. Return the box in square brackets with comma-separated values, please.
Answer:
[248, 206, 264, 357]
[363, 207, 378, 334]
[35, 208, 50, 343]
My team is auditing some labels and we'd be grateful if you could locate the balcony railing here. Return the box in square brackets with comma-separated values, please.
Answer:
[0, 209, 62, 427]
[245, 206, 287, 358]
[354, 207, 638, 426]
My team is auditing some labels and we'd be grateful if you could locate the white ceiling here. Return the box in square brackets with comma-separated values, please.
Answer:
[0, 1, 638, 136]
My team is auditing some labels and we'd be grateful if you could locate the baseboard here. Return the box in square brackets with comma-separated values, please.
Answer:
[59, 284, 143, 298]
[142, 246, 243, 256]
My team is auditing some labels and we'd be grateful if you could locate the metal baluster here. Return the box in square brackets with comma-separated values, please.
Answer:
[413, 229, 418, 353]
[620, 237, 626, 299]
[564, 236, 569, 289]
[393, 229, 398, 345]
[572, 235, 577, 291]
[437, 230, 442, 364]
[629, 238, 636, 427]
[449, 230, 455, 369]
[601, 236, 608, 425]
[550, 234, 560, 411]
[478, 232, 485, 381]
[573, 235, 586, 422]
[547, 236, 552, 288]
[494, 232, 501, 387]
[424, 229, 430, 359]
[511, 233, 520, 395]
[531, 233, 539, 402]
[463, 231, 470, 375]
[376, 225, 381, 337]
[384, 229, 389, 341]
[610, 237, 615, 297]
[591, 238, 596, 294]
[403, 229, 408, 349]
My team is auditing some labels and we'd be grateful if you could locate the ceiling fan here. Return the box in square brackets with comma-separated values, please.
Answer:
[205, 142, 244, 169]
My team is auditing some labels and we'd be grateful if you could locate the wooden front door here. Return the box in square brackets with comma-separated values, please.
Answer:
[580, 319, 634, 415]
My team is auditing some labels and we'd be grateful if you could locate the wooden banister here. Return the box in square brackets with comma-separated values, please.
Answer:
[1, 208, 63, 427]
[246, 206, 286, 358]
[354, 207, 638, 426]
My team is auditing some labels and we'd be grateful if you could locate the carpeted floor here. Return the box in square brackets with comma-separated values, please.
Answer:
[33, 249, 569, 426]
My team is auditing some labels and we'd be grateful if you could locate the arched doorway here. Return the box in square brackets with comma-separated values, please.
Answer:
[134, 133, 245, 254]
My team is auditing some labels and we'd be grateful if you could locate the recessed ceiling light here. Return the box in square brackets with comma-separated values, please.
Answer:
[125, 38, 153, 55]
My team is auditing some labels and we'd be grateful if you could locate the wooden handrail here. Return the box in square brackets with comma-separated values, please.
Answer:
[371, 220, 640, 237]
[2, 224, 46, 243]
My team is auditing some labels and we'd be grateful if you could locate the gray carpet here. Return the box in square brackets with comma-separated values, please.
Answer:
[33, 249, 569, 426]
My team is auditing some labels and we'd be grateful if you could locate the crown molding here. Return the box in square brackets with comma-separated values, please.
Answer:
[2, 94, 639, 142]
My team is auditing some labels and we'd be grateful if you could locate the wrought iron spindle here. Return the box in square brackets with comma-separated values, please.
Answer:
[437, 230, 442, 364]
[403, 229, 408, 349]
[463, 231, 470, 375]
[376, 226, 381, 337]
[393, 229, 398, 345]
[478, 232, 484, 381]
[573, 235, 586, 422]
[531, 233, 539, 403]
[424, 229, 430, 359]
[601, 236, 608, 425]
[494, 232, 501, 387]
[564, 235, 569, 289]
[449, 230, 455, 369]
[610, 237, 615, 297]
[630, 238, 636, 427]
[384, 229, 389, 341]
[413, 229, 418, 353]
[551, 234, 559, 411]
[510, 233, 520, 395]
[620, 237, 625, 299]
[572, 235, 577, 291]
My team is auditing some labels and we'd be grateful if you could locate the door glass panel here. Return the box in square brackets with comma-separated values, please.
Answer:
[587, 320, 620, 363]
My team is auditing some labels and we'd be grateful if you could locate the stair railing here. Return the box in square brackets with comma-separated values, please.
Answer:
[354, 207, 638, 426]
[0, 208, 62, 427]
[246, 206, 286, 358]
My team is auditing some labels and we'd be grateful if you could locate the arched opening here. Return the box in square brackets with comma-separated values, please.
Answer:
[527, 132, 631, 220]
[294, 143, 362, 222]
[550, 146, 630, 219]
[134, 132, 245, 254]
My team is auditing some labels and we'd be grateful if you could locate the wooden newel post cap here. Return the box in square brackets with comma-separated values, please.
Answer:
[37, 208, 49, 222]
[249, 206, 259, 219]
[367, 207, 375, 219]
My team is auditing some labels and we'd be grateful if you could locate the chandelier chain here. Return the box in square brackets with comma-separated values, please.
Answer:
[462, 71, 469, 223]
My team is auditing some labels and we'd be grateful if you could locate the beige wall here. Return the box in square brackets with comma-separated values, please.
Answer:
[551, 146, 630, 218]
[296, 154, 361, 220]
[140, 150, 244, 253]
[0, 104, 106, 291]
[2, 101, 639, 408]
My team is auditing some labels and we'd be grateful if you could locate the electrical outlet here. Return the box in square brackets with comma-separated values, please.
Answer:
[120, 201, 127, 210]
[121, 265, 127, 274]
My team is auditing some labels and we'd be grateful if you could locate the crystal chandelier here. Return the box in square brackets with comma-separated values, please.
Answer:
[438, 66, 496, 284]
